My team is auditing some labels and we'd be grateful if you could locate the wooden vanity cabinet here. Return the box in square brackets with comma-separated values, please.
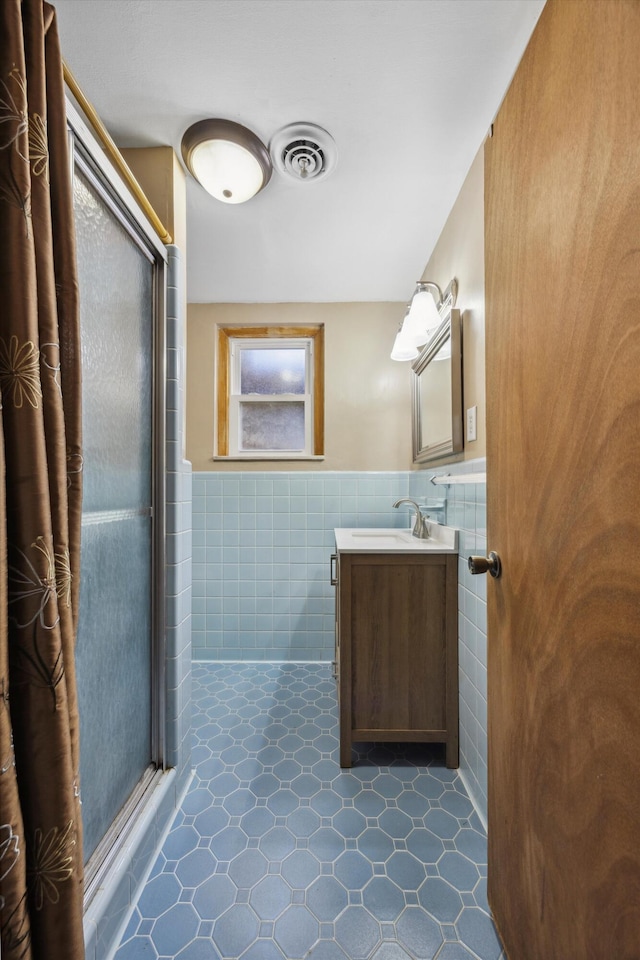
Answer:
[334, 549, 458, 769]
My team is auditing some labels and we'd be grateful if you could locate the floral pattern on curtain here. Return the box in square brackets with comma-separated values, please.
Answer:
[0, 1, 85, 957]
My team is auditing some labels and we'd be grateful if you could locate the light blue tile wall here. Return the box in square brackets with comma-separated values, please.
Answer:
[191, 458, 488, 826]
[411, 458, 488, 825]
[164, 246, 193, 784]
[191, 471, 431, 661]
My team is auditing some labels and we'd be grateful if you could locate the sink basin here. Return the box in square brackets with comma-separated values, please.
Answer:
[350, 532, 407, 540]
[335, 525, 458, 554]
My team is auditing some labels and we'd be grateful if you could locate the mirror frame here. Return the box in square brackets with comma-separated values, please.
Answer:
[411, 307, 463, 463]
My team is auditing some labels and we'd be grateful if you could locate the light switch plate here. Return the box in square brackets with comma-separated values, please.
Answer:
[466, 405, 477, 443]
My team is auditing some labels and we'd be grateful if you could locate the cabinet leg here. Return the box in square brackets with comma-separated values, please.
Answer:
[445, 738, 459, 769]
[339, 735, 352, 768]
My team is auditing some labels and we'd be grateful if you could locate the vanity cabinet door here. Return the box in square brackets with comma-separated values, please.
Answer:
[337, 551, 458, 768]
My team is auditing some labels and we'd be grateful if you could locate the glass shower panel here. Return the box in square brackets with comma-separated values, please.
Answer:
[73, 167, 154, 863]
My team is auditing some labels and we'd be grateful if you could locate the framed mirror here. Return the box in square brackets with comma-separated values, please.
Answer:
[411, 307, 463, 463]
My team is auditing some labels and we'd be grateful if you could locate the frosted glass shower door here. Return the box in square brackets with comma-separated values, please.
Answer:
[73, 160, 160, 864]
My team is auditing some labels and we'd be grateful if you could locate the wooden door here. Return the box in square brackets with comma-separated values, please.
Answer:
[485, 2, 640, 957]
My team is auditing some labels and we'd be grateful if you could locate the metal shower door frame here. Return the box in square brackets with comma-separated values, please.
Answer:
[65, 96, 168, 900]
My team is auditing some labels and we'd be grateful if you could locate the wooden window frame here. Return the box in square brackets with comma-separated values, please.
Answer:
[216, 325, 324, 458]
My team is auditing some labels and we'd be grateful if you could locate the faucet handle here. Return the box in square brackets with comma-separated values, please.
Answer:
[418, 513, 431, 538]
[412, 508, 431, 540]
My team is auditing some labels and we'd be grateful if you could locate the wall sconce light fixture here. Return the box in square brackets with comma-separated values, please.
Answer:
[391, 278, 458, 360]
[391, 308, 419, 361]
[181, 119, 272, 204]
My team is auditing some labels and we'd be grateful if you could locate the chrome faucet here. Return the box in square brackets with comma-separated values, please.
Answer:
[392, 498, 430, 539]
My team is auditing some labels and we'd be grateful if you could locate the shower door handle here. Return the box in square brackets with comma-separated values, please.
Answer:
[468, 552, 502, 579]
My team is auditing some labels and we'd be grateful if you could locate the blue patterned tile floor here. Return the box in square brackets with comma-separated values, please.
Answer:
[116, 663, 505, 960]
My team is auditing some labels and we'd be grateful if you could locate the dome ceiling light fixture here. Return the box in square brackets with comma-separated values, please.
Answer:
[270, 122, 338, 183]
[181, 119, 272, 204]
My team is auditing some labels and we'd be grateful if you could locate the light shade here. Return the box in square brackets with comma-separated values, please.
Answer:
[390, 329, 419, 361]
[403, 287, 442, 346]
[390, 279, 459, 361]
[181, 119, 272, 204]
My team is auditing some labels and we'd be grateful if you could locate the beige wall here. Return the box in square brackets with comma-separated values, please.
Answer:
[417, 146, 486, 462]
[121, 146, 189, 455]
[121, 146, 187, 254]
[185, 146, 486, 473]
[120, 147, 188, 311]
[186, 301, 412, 471]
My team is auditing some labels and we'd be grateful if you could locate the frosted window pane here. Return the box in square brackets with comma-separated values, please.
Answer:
[240, 348, 306, 394]
[240, 402, 305, 450]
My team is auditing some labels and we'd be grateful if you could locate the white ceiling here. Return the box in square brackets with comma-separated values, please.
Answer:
[53, 0, 544, 303]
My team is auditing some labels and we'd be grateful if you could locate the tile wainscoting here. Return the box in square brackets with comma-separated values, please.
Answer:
[192, 471, 421, 662]
[413, 461, 488, 825]
[192, 458, 488, 823]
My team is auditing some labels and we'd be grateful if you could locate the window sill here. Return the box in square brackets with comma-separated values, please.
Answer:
[212, 455, 325, 462]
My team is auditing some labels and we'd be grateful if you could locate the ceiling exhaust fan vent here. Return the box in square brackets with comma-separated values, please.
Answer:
[270, 123, 338, 183]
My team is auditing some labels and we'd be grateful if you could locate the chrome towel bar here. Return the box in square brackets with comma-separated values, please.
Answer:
[430, 472, 486, 485]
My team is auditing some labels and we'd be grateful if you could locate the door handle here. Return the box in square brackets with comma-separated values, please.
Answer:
[468, 552, 502, 579]
[330, 553, 338, 585]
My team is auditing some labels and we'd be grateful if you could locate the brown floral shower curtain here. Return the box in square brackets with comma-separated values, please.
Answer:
[0, 1, 85, 957]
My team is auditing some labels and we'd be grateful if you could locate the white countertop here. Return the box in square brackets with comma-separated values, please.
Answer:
[334, 525, 459, 554]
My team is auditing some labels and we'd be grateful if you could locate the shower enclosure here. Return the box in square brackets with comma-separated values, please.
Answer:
[66, 101, 167, 897]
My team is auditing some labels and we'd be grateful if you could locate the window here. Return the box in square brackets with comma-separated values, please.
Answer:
[216, 325, 324, 458]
